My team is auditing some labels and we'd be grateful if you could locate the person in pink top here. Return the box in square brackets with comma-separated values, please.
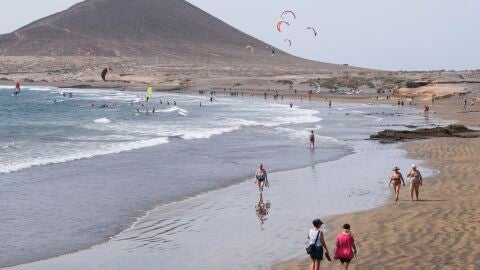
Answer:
[334, 224, 357, 270]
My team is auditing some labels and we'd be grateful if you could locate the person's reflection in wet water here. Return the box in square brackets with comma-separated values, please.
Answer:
[255, 193, 271, 229]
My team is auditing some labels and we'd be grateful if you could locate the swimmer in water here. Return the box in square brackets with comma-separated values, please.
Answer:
[309, 130, 315, 149]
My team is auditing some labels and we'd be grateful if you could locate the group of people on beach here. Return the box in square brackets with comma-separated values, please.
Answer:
[254, 162, 357, 270]
[308, 219, 357, 270]
[389, 164, 423, 202]
[253, 133, 424, 269]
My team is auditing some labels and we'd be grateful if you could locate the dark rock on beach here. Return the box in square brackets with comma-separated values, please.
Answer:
[370, 125, 480, 143]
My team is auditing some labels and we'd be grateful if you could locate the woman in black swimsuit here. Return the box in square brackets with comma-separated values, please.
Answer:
[255, 163, 268, 194]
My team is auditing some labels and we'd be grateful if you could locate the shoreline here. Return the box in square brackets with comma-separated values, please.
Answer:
[274, 93, 480, 269]
[1, 87, 435, 269]
[7, 137, 431, 270]
[2, 85, 478, 269]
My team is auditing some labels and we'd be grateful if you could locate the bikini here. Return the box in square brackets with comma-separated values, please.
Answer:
[391, 173, 402, 185]
[409, 171, 420, 186]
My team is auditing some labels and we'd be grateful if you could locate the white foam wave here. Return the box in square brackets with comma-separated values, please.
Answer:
[181, 126, 241, 140]
[364, 115, 383, 122]
[274, 127, 340, 143]
[0, 137, 169, 174]
[348, 110, 366, 115]
[160, 106, 189, 116]
[94, 118, 111, 124]
[0, 142, 16, 150]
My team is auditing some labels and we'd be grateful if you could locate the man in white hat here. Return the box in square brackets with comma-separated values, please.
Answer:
[407, 164, 423, 201]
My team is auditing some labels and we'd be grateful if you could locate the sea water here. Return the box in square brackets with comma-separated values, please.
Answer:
[0, 86, 445, 268]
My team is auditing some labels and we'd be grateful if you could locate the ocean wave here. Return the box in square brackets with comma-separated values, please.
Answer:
[274, 127, 340, 143]
[181, 126, 241, 140]
[364, 115, 383, 122]
[160, 106, 189, 116]
[0, 142, 17, 150]
[0, 137, 169, 174]
[0, 88, 326, 175]
[94, 118, 111, 124]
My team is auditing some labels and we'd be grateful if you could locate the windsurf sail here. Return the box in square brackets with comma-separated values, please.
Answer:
[101, 68, 110, 81]
[146, 87, 153, 102]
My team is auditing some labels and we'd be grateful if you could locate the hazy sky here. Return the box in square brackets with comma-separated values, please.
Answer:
[1, 0, 479, 71]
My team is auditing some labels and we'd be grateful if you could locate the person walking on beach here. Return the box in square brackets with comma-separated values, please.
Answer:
[334, 224, 357, 270]
[389, 166, 405, 202]
[307, 219, 330, 270]
[309, 130, 315, 149]
[328, 100, 332, 108]
[407, 164, 423, 201]
[255, 164, 268, 194]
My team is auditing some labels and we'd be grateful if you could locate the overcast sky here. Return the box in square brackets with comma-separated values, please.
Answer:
[1, 0, 478, 71]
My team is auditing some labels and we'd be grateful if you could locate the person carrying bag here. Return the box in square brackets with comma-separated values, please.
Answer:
[306, 219, 331, 270]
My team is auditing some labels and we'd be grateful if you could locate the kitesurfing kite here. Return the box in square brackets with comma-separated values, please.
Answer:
[266, 46, 275, 56]
[246, 45, 254, 55]
[306, 27, 317, 37]
[146, 87, 153, 102]
[281, 10, 296, 21]
[101, 67, 111, 81]
[284, 39, 292, 47]
[276, 20, 290, 32]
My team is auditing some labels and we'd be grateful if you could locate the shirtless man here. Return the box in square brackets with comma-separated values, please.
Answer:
[389, 166, 405, 202]
[309, 130, 315, 149]
[407, 164, 423, 201]
[255, 164, 268, 194]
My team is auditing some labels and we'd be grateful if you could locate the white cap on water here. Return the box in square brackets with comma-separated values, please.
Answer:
[412, 164, 417, 168]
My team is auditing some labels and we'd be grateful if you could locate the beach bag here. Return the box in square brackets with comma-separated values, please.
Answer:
[306, 230, 320, 254]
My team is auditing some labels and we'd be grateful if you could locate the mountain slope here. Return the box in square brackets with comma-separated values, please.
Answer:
[0, 0, 276, 58]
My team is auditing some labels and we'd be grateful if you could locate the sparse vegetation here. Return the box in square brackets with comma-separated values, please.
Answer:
[276, 80, 293, 85]
[305, 76, 411, 91]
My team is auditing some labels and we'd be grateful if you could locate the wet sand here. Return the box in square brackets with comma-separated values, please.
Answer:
[275, 96, 480, 269]
[6, 141, 433, 270]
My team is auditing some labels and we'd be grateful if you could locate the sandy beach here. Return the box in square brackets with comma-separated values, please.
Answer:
[1, 1, 480, 269]
[275, 95, 480, 269]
